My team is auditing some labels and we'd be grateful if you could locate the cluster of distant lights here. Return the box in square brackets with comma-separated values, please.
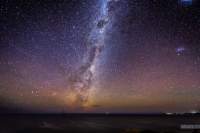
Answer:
[166, 110, 199, 115]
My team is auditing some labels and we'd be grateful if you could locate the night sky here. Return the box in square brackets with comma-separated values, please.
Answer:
[0, 0, 200, 113]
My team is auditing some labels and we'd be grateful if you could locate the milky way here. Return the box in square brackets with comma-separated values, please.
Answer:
[0, 0, 200, 113]
[68, 0, 112, 107]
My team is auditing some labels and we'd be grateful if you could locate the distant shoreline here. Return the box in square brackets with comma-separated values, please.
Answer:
[0, 113, 200, 117]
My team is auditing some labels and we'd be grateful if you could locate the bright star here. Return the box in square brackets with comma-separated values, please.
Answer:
[176, 46, 186, 55]
[180, 0, 192, 6]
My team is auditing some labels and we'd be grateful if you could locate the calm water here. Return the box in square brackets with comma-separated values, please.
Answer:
[0, 114, 200, 133]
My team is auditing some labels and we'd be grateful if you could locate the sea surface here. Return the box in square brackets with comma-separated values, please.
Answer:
[0, 114, 200, 133]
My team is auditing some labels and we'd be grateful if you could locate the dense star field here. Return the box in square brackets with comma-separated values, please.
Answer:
[0, 0, 200, 113]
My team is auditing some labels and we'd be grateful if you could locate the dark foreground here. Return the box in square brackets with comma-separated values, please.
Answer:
[0, 114, 200, 133]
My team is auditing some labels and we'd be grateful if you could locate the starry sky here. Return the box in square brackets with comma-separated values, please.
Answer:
[0, 0, 200, 113]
